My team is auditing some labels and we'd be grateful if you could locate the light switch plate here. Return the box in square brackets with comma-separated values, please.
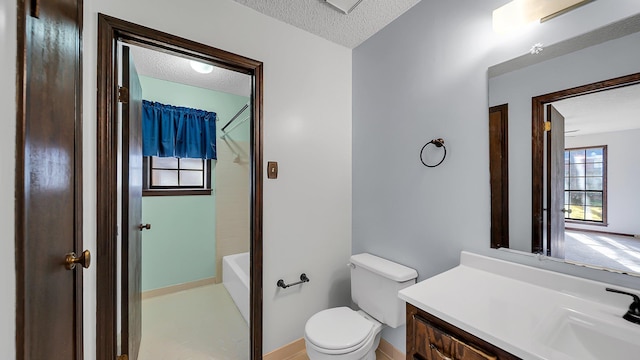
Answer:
[267, 161, 278, 179]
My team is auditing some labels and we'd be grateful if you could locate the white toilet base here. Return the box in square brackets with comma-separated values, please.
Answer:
[305, 331, 381, 360]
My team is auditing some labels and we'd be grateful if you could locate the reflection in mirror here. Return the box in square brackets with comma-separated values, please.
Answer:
[488, 13, 640, 276]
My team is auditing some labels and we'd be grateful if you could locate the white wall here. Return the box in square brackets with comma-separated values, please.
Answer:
[352, 0, 640, 351]
[0, 0, 16, 357]
[81, 0, 353, 356]
[565, 129, 640, 235]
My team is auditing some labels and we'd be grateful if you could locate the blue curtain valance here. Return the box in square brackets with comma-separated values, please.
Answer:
[142, 100, 217, 159]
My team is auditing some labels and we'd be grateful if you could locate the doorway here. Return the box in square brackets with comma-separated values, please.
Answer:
[96, 14, 263, 360]
[130, 42, 253, 358]
[532, 72, 640, 273]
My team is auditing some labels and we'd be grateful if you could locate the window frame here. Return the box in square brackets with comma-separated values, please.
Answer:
[564, 145, 607, 225]
[142, 156, 212, 196]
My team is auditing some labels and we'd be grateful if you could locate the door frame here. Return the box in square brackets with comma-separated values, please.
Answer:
[531, 72, 640, 254]
[96, 14, 263, 360]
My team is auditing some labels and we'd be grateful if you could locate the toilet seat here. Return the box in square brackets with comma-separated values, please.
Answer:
[304, 307, 377, 355]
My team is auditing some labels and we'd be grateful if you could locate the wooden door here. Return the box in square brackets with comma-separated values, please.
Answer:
[546, 105, 565, 258]
[16, 0, 84, 359]
[121, 45, 143, 360]
[489, 104, 509, 249]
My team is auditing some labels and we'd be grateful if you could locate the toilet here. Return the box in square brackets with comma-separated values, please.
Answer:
[304, 253, 418, 360]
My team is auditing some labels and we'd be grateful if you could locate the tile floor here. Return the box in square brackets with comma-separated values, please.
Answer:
[138, 283, 394, 360]
[139, 283, 249, 360]
[565, 230, 640, 273]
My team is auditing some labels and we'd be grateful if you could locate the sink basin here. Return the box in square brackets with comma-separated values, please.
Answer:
[537, 308, 640, 359]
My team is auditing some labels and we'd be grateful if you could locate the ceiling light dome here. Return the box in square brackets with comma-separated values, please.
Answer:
[189, 60, 214, 74]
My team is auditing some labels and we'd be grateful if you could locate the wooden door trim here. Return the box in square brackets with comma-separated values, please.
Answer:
[96, 14, 263, 360]
[531, 72, 640, 254]
[15, 0, 84, 359]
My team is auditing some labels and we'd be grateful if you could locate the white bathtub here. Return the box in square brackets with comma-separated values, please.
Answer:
[223, 252, 250, 324]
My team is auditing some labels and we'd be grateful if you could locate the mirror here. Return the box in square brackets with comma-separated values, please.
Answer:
[488, 13, 640, 275]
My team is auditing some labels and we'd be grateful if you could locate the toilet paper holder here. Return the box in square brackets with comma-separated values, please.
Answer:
[277, 273, 310, 289]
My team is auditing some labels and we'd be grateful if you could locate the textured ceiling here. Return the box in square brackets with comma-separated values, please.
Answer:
[554, 83, 640, 136]
[231, 0, 421, 48]
[129, 44, 251, 97]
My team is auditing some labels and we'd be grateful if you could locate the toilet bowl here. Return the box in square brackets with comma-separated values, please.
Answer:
[304, 307, 382, 360]
[303, 253, 418, 360]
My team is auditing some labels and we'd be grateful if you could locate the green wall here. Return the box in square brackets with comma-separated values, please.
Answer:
[140, 75, 249, 291]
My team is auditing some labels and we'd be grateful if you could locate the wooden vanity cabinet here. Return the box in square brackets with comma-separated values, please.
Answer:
[406, 304, 521, 360]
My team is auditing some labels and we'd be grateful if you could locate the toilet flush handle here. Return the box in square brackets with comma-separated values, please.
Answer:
[347, 263, 355, 269]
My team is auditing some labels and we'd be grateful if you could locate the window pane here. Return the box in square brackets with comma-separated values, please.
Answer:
[564, 177, 570, 190]
[568, 205, 584, 220]
[586, 177, 602, 191]
[180, 170, 204, 186]
[569, 177, 585, 191]
[586, 192, 603, 207]
[565, 164, 570, 177]
[585, 148, 603, 163]
[570, 163, 585, 177]
[152, 156, 178, 169]
[180, 158, 204, 170]
[569, 192, 585, 206]
[152, 170, 179, 186]
[570, 149, 585, 164]
[564, 151, 570, 165]
[585, 206, 603, 221]
[586, 163, 603, 176]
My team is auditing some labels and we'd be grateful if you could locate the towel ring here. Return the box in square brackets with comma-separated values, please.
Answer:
[420, 138, 447, 168]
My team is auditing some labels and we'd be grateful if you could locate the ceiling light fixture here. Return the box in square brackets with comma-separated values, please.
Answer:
[493, 0, 592, 35]
[324, 0, 365, 15]
[189, 60, 214, 74]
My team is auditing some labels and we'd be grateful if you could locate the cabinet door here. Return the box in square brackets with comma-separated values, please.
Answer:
[413, 315, 497, 360]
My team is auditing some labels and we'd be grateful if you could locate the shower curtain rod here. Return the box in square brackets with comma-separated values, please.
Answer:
[220, 114, 250, 139]
[222, 103, 249, 132]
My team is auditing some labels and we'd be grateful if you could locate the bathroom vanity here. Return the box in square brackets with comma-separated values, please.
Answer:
[407, 303, 519, 360]
[399, 251, 640, 360]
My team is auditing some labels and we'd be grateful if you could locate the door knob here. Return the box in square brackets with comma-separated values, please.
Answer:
[65, 250, 91, 270]
[138, 223, 151, 231]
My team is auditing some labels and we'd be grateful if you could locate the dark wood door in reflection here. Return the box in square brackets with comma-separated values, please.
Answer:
[547, 105, 566, 258]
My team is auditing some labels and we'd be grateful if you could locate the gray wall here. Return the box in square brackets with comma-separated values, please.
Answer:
[352, 0, 640, 351]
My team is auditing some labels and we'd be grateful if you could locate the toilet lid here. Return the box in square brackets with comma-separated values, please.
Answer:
[305, 307, 373, 351]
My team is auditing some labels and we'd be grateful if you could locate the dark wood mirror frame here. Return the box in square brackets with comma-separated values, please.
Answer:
[95, 14, 263, 360]
[529, 72, 640, 257]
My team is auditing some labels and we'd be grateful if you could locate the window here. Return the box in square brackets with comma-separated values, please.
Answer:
[143, 156, 212, 196]
[564, 146, 606, 223]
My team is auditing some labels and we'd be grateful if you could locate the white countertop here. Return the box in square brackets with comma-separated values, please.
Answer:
[398, 251, 640, 360]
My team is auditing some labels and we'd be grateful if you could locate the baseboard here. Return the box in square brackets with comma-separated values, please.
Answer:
[263, 338, 306, 360]
[142, 277, 216, 300]
[378, 338, 405, 360]
[565, 227, 634, 238]
[263, 337, 405, 360]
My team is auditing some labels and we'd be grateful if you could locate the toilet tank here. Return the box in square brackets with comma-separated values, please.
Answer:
[350, 253, 418, 328]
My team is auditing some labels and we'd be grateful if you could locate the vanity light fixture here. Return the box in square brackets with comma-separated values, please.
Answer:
[324, 0, 365, 14]
[189, 60, 214, 74]
[493, 0, 592, 34]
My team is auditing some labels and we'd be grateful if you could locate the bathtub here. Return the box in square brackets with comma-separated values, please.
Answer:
[223, 252, 250, 324]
